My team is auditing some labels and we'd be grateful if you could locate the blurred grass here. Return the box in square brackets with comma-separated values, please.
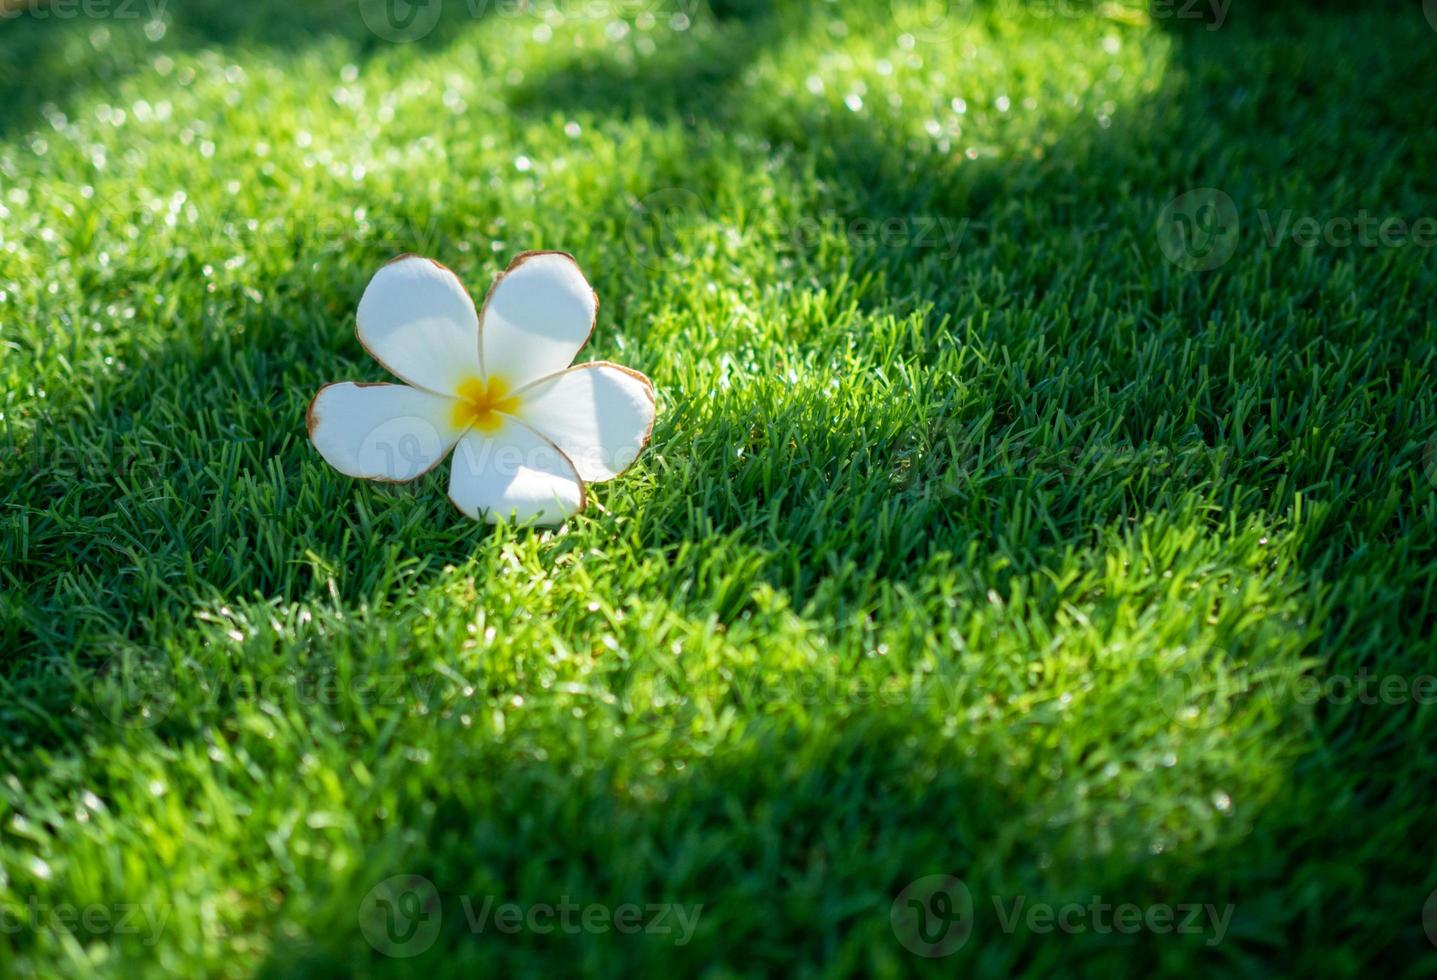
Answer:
[1, 0, 1436, 976]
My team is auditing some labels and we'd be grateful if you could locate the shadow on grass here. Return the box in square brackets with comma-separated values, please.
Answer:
[0, 0, 487, 137]
[0, 0, 793, 137]
[253, 694, 1282, 976]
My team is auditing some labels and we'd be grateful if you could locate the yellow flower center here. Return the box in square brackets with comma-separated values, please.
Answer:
[451, 375, 520, 434]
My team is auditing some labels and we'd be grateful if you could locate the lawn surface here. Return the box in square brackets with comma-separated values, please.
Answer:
[2, 0, 1436, 976]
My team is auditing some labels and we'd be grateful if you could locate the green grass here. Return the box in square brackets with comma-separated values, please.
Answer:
[2, 0, 1436, 975]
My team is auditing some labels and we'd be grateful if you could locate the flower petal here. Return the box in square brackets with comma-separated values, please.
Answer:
[356, 255, 483, 394]
[514, 362, 655, 482]
[307, 382, 465, 482]
[479, 251, 597, 386]
[447, 415, 585, 525]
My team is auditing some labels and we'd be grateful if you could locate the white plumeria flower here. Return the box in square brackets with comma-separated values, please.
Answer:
[307, 251, 655, 525]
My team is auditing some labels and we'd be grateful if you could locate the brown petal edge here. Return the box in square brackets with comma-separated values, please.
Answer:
[355, 255, 478, 395]
[476, 250, 599, 371]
